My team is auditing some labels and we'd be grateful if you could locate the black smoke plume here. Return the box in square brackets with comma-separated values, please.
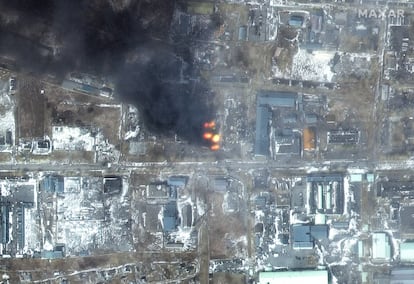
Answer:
[0, 0, 214, 143]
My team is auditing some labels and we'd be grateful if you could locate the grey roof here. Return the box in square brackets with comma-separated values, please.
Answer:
[255, 91, 297, 156]
[390, 268, 414, 284]
[147, 183, 169, 199]
[293, 242, 314, 249]
[257, 91, 297, 108]
[238, 26, 247, 41]
[12, 184, 35, 204]
[255, 196, 267, 208]
[213, 178, 229, 192]
[310, 225, 329, 240]
[401, 206, 414, 236]
[167, 176, 188, 187]
[292, 225, 328, 246]
[307, 174, 343, 183]
[305, 113, 318, 124]
[283, 113, 297, 124]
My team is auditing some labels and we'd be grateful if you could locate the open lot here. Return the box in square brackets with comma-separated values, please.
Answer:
[15, 76, 46, 138]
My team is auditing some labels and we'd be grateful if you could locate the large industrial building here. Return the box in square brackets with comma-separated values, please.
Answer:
[254, 91, 297, 157]
[258, 270, 329, 284]
[307, 174, 344, 214]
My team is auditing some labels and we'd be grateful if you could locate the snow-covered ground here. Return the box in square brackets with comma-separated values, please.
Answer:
[55, 176, 132, 255]
[272, 49, 336, 82]
[23, 207, 40, 254]
[52, 126, 95, 151]
[0, 86, 15, 152]
[267, 7, 278, 41]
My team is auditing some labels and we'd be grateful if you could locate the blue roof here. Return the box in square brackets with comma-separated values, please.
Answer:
[163, 202, 179, 232]
[292, 225, 311, 242]
[289, 15, 304, 27]
[42, 176, 64, 193]
[292, 225, 328, 245]
[255, 106, 271, 156]
[62, 80, 100, 96]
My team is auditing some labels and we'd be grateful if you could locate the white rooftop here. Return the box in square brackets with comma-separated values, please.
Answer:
[372, 232, 391, 260]
[400, 242, 414, 262]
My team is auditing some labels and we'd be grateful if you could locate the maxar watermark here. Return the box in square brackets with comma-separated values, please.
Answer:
[358, 9, 404, 19]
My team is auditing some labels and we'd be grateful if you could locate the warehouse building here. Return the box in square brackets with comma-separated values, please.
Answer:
[258, 270, 328, 284]
[255, 91, 297, 156]
[307, 174, 344, 215]
[291, 224, 329, 250]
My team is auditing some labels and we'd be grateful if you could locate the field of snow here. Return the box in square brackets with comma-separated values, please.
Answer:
[272, 49, 336, 82]
[0, 89, 15, 151]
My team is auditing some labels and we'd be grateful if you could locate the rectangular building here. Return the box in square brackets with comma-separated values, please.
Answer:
[400, 242, 414, 262]
[255, 91, 297, 156]
[372, 232, 391, 260]
[259, 270, 328, 284]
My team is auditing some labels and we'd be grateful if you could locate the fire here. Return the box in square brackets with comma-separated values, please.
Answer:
[211, 134, 220, 143]
[210, 144, 220, 151]
[203, 120, 221, 151]
[203, 121, 216, 129]
[203, 132, 213, 140]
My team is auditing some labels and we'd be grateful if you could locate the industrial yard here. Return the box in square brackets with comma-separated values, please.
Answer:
[0, 0, 414, 284]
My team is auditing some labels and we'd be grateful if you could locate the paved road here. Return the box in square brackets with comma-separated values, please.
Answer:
[0, 157, 411, 175]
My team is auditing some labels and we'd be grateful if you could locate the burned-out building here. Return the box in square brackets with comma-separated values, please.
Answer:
[103, 176, 122, 195]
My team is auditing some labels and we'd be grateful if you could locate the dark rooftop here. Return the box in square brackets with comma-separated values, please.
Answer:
[401, 206, 414, 237]
[103, 176, 122, 194]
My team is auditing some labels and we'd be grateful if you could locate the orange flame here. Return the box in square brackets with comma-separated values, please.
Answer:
[203, 132, 213, 140]
[203, 121, 216, 128]
[210, 144, 220, 151]
[211, 134, 220, 143]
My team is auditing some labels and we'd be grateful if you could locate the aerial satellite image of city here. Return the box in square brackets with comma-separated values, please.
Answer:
[1, 0, 414, 283]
